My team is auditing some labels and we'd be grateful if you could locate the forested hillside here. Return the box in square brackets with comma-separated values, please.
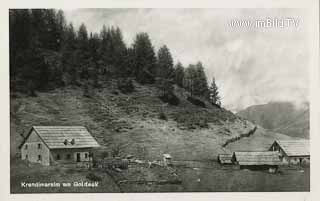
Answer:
[9, 9, 220, 107]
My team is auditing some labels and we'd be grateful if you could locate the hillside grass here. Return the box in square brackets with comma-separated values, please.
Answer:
[10, 81, 309, 192]
[10, 81, 254, 160]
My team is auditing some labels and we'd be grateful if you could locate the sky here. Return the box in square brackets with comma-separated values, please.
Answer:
[64, 8, 310, 112]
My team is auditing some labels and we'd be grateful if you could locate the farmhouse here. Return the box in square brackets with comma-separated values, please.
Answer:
[269, 140, 310, 165]
[19, 126, 100, 166]
[232, 151, 281, 172]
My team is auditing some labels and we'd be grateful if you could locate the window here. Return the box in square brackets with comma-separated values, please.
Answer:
[25, 144, 28, 150]
[56, 154, 60, 160]
[25, 155, 28, 159]
[85, 153, 88, 159]
[38, 155, 42, 161]
[38, 143, 42, 149]
[66, 154, 71, 160]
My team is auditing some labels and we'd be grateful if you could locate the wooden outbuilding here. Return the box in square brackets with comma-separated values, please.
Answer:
[217, 154, 233, 164]
[163, 154, 172, 166]
[232, 151, 281, 172]
[269, 140, 310, 165]
[19, 126, 100, 166]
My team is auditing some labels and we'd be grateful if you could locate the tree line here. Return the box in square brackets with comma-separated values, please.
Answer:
[9, 9, 221, 106]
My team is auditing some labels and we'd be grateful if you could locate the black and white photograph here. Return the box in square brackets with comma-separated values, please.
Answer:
[6, 4, 317, 195]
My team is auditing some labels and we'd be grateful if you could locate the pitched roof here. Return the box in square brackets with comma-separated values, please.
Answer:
[218, 154, 233, 164]
[24, 126, 100, 149]
[275, 140, 309, 157]
[163, 154, 172, 159]
[233, 151, 281, 166]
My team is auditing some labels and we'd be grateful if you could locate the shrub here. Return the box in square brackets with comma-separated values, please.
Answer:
[187, 96, 206, 108]
[159, 111, 168, 121]
[86, 172, 102, 181]
[83, 84, 95, 98]
[197, 118, 209, 128]
[159, 92, 180, 106]
[117, 78, 135, 94]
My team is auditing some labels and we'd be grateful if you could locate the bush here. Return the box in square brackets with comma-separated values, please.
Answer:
[86, 172, 102, 181]
[159, 111, 168, 121]
[187, 96, 206, 108]
[159, 92, 180, 106]
[197, 118, 209, 128]
[83, 84, 94, 98]
[117, 78, 135, 94]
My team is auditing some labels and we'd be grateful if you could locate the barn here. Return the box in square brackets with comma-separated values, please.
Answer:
[232, 151, 281, 172]
[19, 126, 100, 166]
[269, 140, 310, 165]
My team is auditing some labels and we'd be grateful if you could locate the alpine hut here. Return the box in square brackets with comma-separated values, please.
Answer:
[269, 140, 310, 165]
[19, 126, 100, 166]
[232, 151, 281, 172]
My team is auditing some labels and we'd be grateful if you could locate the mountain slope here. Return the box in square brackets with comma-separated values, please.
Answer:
[237, 102, 309, 139]
[11, 80, 259, 161]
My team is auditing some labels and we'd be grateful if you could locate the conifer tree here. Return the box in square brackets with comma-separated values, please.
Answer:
[184, 64, 197, 96]
[209, 77, 221, 106]
[157, 45, 174, 78]
[194, 62, 209, 97]
[174, 62, 185, 88]
[132, 32, 157, 84]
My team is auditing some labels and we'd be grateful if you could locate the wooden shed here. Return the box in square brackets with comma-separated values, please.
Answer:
[19, 126, 100, 166]
[232, 151, 281, 172]
[163, 154, 172, 166]
[269, 140, 310, 165]
[217, 154, 233, 164]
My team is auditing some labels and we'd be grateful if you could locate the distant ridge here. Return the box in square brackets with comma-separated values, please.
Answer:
[237, 102, 309, 139]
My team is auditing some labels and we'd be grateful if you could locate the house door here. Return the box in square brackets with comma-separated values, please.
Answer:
[76, 153, 81, 162]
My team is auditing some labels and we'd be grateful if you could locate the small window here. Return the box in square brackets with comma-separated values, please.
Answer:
[38, 143, 42, 149]
[25, 154, 28, 159]
[25, 144, 28, 150]
[66, 154, 71, 160]
[38, 155, 42, 161]
[85, 153, 88, 159]
[56, 154, 60, 160]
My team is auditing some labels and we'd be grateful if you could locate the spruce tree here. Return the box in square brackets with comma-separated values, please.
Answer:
[99, 25, 113, 76]
[61, 23, 78, 84]
[174, 62, 185, 88]
[132, 32, 157, 84]
[209, 77, 221, 106]
[112, 27, 127, 76]
[77, 23, 90, 81]
[194, 62, 209, 97]
[157, 45, 174, 79]
[184, 64, 197, 97]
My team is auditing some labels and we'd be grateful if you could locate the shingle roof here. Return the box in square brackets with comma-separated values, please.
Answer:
[233, 151, 281, 166]
[218, 154, 233, 164]
[31, 126, 100, 149]
[163, 154, 172, 159]
[275, 140, 309, 157]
